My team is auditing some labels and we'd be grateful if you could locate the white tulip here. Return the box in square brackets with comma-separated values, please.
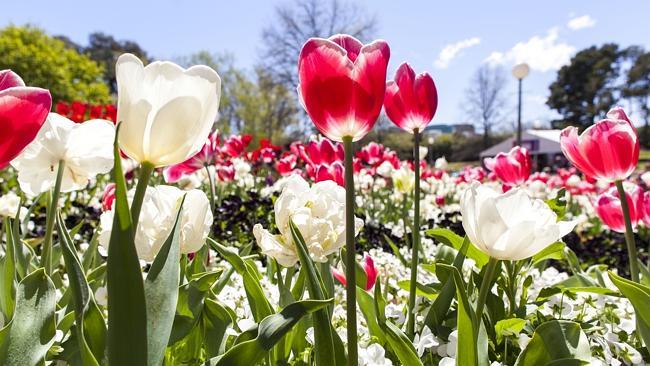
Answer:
[253, 174, 363, 267]
[459, 181, 576, 261]
[435, 156, 448, 170]
[391, 165, 414, 194]
[99, 185, 213, 261]
[0, 191, 23, 219]
[115, 53, 221, 167]
[418, 146, 428, 160]
[11, 113, 115, 197]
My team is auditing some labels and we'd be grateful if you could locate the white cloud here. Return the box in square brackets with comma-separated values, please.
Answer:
[484, 28, 575, 72]
[567, 15, 596, 30]
[434, 37, 481, 69]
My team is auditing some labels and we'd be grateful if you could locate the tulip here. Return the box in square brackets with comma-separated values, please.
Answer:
[332, 254, 378, 291]
[460, 182, 576, 261]
[435, 157, 448, 171]
[560, 107, 638, 183]
[561, 107, 641, 282]
[11, 112, 115, 273]
[484, 146, 531, 186]
[99, 185, 213, 261]
[384, 62, 438, 134]
[595, 184, 644, 233]
[357, 142, 385, 166]
[0, 191, 22, 219]
[0, 70, 52, 169]
[383, 62, 438, 337]
[163, 132, 221, 183]
[115, 53, 221, 168]
[275, 154, 298, 176]
[102, 183, 116, 211]
[298, 34, 390, 142]
[222, 134, 252, 158]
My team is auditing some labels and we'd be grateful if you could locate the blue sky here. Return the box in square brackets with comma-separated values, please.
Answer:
[3, 0, 649, 130]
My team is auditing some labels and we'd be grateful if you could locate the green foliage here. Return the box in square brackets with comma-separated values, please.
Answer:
[0, 25, 110, 103]
[514, 320, 591, 365]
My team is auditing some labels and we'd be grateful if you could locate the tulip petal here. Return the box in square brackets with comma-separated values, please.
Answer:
[0, 70, 25, 90]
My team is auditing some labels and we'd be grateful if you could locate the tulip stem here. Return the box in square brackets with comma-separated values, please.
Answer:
[476, 257, 500, 320]
[407, 129, 421, 338]
[205, 165, 216, 213]
[41, 159, 65, 275]
[342, 135, 358, 366]
[130, 162, 155, 231]
[614, 180, 640, 282]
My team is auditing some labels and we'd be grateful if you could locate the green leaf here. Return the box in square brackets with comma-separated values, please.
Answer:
[106, 125, 148, 366]
[515, 320, 591, 366]
[288, 221, 338, 366]
[0, 268, 56, 366]
[208, 239, 273, 322]
[397, 280, 439, 300]
[1, 218, 16, 321]
[495, 318, 526, 344]
[204, 299, 332, 366]
[56, 214, 106, 365]
[608, 271, 650, 351]
[426, 228, 488, 267]
[356, 287, 385, 344]
[531, 242, 565, 265]
[383, 234, 408, 267]
[436, 263, 478, 366]
[545, 188, 567, 220]
[144, 197, 185, 366]
[202, 298, 234, 357]
[424, 236, 469, 331]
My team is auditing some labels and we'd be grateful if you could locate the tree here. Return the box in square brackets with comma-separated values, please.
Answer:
[84, 32, 149, 94]
[547, 44, 626, 129]
[464, 65, 508, 148]
[623, 49, 650, 126]
[0, 25, 110, 103]
[260, 0, 377, 88]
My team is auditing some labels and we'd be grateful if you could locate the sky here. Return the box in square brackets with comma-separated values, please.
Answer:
[2, 0, 649, 130]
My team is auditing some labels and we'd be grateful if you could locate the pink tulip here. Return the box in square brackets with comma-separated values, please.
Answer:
[595, 184, 644, 233]
[275, 154, 298, 176]
[332, 254, 377, 291]
[0, 70, 52, 168]
[560, 107, 639, 182]
[484, 146, 531, 186]
[298, 34, 390, 142]
[222, 134, 252, 158]
[163, 132, 220, 183]
[384, 62, 438, 134]
[357, 142, 385, 166]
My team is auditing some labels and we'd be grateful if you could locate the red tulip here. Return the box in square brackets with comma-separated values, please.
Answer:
[560, 107, 639, 182]
[314, 161, 345, 187]
[332, 254, 377, 291]
[102, 183, 116, 211]
[222, 134, 252, 158]
[55, 101, 71, 117]
[484, 146, 532, 186]
[642, 192, 650, 226]
[0, 70, 52, 169]
[104, 104, 117, 122]
[216, 162, 235, 182]
[300, 139, 344, 166]
[275, 154, 297, 176]
[70, 101, 87, 123]
[89, 104, 103, 119]
[357, 142, 385, 166]
[163, 132, 220, 183]
[298, 34, 390, 142]
[595, 184, 644, 233]
[384, 62, 438, 133]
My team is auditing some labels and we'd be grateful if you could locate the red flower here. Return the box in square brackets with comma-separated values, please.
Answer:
[222, 134, 252, 158]
[70, 101, 87, 123]
[314, 161, 345, 187]
[332, 254, 377, 291]
[560, 107, 639, 182]
[102, 183, 116, 211]
[595, 184, 644, 233]
[384, 62, 438, 133]
[163, 132, 220, 183]
[0, 70, 52, 168]
[357, 142, 385, 166]
[216, 162, 235, 182]
[484, 146, 532, 186]
[275, 154, 297, 176]
[298, 34, 390, 142]
[104, 104, 117, 122]
[89, 104, 103, 119]
[55, 101, 71, 117]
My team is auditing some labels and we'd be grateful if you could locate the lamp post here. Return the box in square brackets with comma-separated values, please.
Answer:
[512, 63, 530, 146]
[427, 136, 435, 165]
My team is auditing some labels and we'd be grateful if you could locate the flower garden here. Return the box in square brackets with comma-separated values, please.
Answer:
[1, 34, 649, 366]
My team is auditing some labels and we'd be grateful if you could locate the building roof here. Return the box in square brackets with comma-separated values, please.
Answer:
[479, 129, 562, 158]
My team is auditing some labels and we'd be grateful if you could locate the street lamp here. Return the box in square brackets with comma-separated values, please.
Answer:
[512, 63, 530, 146]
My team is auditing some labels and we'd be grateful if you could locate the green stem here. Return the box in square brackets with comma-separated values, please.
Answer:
[407, 129, 421, 338]
[130, 162, 155, 231]
[476, 257, 500, 319]
[615, 180, 640, 282]
[205, 165, 216, 213]
[343, 136, 358, 366]
[41, 160, 65, 274]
